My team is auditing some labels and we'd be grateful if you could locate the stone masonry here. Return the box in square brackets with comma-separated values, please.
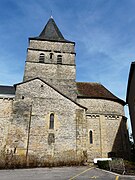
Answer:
[24, 40, 77, 101]
[0, 17, 130, 167]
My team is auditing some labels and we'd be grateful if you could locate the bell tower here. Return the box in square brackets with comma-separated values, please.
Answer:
[23, 17, 77, 100]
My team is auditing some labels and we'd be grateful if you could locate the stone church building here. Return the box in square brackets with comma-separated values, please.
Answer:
[0, 17, 130, 165]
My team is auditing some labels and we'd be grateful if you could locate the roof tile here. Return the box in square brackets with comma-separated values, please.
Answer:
[30, 17, 74, 43]
[0, 85, 15, 95]
[77, 82, 125, 105]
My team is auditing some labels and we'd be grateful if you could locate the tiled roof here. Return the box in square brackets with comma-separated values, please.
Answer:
[77, 82, 125, 105]
[30, 17, 74, 44]
[0, 85, 15, 95]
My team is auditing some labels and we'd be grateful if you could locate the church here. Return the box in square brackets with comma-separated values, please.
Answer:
[0, 17, 130, 166]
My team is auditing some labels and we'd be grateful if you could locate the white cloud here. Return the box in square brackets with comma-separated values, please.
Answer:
[0, 0, 135, 133]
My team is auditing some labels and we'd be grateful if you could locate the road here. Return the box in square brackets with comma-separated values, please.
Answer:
[0, 166, 135, 180]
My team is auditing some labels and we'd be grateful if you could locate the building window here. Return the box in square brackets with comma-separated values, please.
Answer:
[14, 147, 16, 154]
[89, 130, 93, 144]
[49, 113, 54, 129]
[39, 53, 45, 63]
[57, 55, 62, 64]
[50, 53, 53, 59]
[22, 96, 24, 99]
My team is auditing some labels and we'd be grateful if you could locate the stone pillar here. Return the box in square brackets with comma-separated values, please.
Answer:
[99, 115, 107, 158]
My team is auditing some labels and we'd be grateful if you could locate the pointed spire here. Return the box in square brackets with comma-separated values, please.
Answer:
[50, 10, 53, 19]
[38, 17, 65, 41]
[29, 17, 74, 43]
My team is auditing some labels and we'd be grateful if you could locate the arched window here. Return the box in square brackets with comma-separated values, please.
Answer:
[39, 53, 45, 63]
[57, 55, 62, 64]
[89, 130, 93, 144]
[50, 53, 53, 59]
[49, 113, 54, 129]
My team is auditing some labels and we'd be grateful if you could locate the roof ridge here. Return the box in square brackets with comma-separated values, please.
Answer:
[15, 78, 87, 110]
[0, 85, 15, 95]
[29, 18, 75, 44]
[29, 17, 73, 44]
[77, 82, 101, 84]
[0, 85, 14, 87]
[100, 84, 121, 99]
[76, 82, 125, 105]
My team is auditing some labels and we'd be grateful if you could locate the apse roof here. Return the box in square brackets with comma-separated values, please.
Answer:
[76, 82, 125, 105]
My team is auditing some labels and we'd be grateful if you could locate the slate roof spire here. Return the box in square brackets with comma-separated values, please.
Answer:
[30, 17, 74, 43]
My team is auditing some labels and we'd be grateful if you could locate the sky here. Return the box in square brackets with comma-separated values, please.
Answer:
[0, 0, 135, 134]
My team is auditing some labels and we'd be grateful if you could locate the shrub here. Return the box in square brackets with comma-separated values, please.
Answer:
[97, 160, 110, 170]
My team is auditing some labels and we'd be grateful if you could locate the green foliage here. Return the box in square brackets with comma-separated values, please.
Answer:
[124, 160, 135, 175]
[97, 160, 110, 170]
[109, 158, 125, 174]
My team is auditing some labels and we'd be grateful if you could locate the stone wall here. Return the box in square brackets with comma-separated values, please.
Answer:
[0, 22, 130, 167]
[6, 79, 86, 165]
[0, 98, 13, 151]
[77, 98, 130, 161]
[29, 40, 75, 54]
[86, 114, 130, 161]
[77, 98, 125, 116]
[23, 40, 77, 100]
[106, 115, 130, 159]
[86, 114, 101, 161]
[24, 63, 77, 100]
[26, 48, 75, 64]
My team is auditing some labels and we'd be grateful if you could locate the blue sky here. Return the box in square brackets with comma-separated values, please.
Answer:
[0, 0, 135, 133]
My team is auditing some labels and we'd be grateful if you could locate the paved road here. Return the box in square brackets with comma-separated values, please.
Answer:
[0, 166, 135, 180]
